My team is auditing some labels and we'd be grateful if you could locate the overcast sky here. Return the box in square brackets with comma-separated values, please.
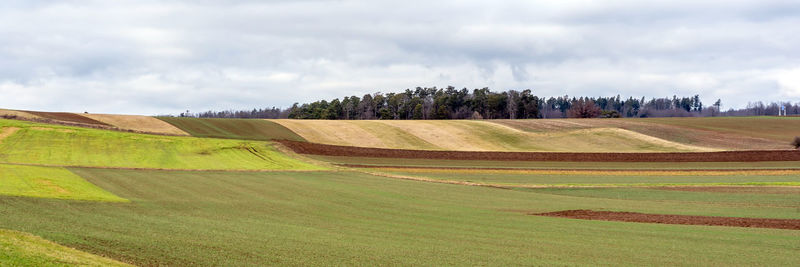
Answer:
[1, 0, 799, 115]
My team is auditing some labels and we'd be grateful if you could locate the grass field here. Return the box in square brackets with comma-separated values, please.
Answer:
[0, 119, 321, 170]
[0, 163, 127, 201]
[0, 229, 131, 266]
[2, 114, 800, 265]
[159, 117, 306, 141]
[369, 167, 800, 187]
[0, 168, 797, 266]
[273, 119, 713, 152]
[644, 116, 800, 142]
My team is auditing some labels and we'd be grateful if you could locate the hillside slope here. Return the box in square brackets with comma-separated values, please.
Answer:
[1, 109, 189, 135]
[159, 117, 306, 141]
[494, 117, 799, 150]
[0, 119, 321, 170]
[272, 119, 716, 152]
[82, 113, 189, 135]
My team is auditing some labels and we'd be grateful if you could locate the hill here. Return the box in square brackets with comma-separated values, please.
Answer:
[270, 117, 800, 151]
[0, 110, 798, 265]
[0, 119, 320, 171]
[0, 109, 188, 135]
[272, 119, 721, 152]
[158, 117, 306, 141]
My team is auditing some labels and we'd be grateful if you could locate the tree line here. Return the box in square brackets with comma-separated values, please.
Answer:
[177, 86, 799, 119]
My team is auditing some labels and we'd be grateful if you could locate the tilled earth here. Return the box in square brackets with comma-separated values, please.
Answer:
[533, 210, 800, 230]
[279, 140, 800, 162]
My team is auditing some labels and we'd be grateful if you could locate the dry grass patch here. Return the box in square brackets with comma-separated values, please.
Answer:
[83, 113, 189, 135]
[0, 126, 20, 143]
[0, 109, 41, 120]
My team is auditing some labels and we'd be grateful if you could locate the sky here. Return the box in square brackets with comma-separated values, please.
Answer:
[1, 0, 799, 115]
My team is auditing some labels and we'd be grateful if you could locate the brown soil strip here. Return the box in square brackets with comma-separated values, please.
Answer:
[656, 186, 800, 194]
[532, 210, 800, 230]
[337, 164, 800, 172]
[277, 140, 800, 162]
[24, 111, 110, 126]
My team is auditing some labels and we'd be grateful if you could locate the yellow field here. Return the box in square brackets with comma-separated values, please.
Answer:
[82, 113, 189, 135]
[271, 119, 716, 152]
[0, 109, 41, 120]
[495, 117, 797, 150]
[0, 229, 132, 266]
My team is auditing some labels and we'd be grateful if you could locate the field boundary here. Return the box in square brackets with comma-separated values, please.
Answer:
[278, 140, 800, 162]
[338, 164, 800, 172]
[0, 162, 329, 173]
[533, 210, 800, 230]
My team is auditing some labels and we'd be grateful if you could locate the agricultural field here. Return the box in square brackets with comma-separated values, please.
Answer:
[495, 116, 800, 150]
[273, 117, 800, 151]
[160, 117, 306, 141]
[0, 115, 799, 265]
[81, 113, 189, 135]
[272, 119, 716, 152]
[1, 169, 799, 266]
[0, 229, 131, 266]
[0, 119, 321, 170]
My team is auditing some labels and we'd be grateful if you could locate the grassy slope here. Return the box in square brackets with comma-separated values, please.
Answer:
[0, 168, 796, 266]
[273, 119, 710, 152]
[494, 117, 799, 150]
[0, 229, 131, 266]
[527, 187, 800, 207]
[0, 164, 126, 202]
[82, 113, 189, 135]
[643, 116, 800, 142]
[159, 117, 306, 141]
[0, 119, 321, 170]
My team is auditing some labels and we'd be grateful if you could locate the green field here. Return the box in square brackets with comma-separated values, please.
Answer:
[526, 187, 800, 207]
[0, 119, 321, 170]
[0, 168, 798, 266]
[158, 117, 306, 141]
[0, 164, 126, 202]
[1, 115, 800, 265]
[371, 169, 800, 187]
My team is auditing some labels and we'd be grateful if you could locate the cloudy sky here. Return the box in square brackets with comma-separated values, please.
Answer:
[1, 0, 799, 115]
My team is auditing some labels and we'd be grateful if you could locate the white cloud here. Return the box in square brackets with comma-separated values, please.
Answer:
[0, 0, 799, 114]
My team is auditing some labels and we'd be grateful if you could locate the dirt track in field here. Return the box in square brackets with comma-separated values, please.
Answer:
[533, 210, 800, 230]
[656, 186, 800, 194]
[278, 140, 800, 162]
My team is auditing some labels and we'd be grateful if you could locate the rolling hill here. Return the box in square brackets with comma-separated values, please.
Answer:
[0, 110, 798, 265]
